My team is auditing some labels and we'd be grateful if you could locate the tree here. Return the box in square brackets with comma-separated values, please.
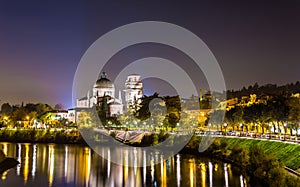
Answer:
[224, 106, 244, 131]
[40, 112, 52, 126]
[135, 93, 181, 130]
[54, 103, 64, 110]
[28, 111, 37, 126]
[267, 95, 289, 134]
[288, 97, 300, 136]
[96, 94, 110, 127]
[230, 146, 250, 168]
[166, 112, 179, 130]
[12, 108, 26, 122]
[209, 109, 225, 131]
[35, 103, 53, 116]
[1, 103, 12, 114]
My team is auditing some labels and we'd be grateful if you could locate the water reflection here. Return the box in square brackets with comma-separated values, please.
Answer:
[0, 143, 255, 187]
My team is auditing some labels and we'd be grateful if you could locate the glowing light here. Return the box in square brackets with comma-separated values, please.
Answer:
[150, 155, 155, 182]
[161, 155, 164, 186]
[224, 163, 229, 187]
[240, 175, 244, 187]
[32, 144, 37, 178]
[64, 145, 68, 178]
[214, 163, 218, 171]
[23, 144, 30, 184]
[134, 148, 137, 176]
[143, 150, 146, 185]
[85, 147, 91, 186]
[1, 171, 7, 180]
[200, 163, 206, 187]
[176, 155, 181, 187]
[209, 162, 213, 187]
[48, 145, 55, 187]
[163, 158, 167, 187]
[107, 148, 111, 178]
[189, 159, 195, 187]
[17, 144, 21, 176]
[124, 150, 128, 184]
[2, 143, 7, 156]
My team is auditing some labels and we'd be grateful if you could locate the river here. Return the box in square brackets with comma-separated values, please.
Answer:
[0, 142, 259, 187]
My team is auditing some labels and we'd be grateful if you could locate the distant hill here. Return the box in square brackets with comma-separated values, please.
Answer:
[227, 81, 300, 99]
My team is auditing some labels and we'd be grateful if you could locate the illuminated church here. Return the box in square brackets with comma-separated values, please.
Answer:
[74, 72, 143, 117]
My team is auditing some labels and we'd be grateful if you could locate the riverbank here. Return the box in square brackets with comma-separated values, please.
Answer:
[217, 137, 300, 170]
[181, 135, 300, 187]
[1, 129, 300, 170]
[0, 129, 86, 144]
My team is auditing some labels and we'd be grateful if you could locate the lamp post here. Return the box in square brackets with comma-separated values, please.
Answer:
[269, 123, 272, 139]
[255, 123, 258, 134]
[296, 123, 299, 142]
[224, 123, 227, 135]
[134, 121, 137, 130]
[240, 123, 243, 133]
[284, 123, 287, 141]
[26, 116, 30, 128]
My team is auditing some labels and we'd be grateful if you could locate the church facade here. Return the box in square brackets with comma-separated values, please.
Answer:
[68, 72, 143, 123]
[76, 72, 123, 116]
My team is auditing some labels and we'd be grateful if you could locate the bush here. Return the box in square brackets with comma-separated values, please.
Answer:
[230, 146, 249, 168]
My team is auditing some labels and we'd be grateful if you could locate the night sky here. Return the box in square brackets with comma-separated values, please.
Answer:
[0, 1, 299, 108]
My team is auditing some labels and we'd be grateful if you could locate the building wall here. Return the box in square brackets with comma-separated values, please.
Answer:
[124, 75, 143, 109]
[110, 104, 123, 116]
[93, 87, 115, 98]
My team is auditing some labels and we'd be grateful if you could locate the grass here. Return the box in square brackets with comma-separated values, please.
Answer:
[217, 137, 300, 170]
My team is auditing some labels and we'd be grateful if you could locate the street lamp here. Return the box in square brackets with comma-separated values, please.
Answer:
[208, 123, 212, 133]
[134, 121, 137, 130]
[224, 123, 228, 135]
[284, 123, 287, 140]
[255, 123, 258, 134]
[269, 123, 272, 139]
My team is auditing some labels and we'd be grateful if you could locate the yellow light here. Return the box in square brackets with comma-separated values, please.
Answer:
[48, 145, 54, 187]
[24, 144, 29, 184]
[215, 163, 218, 171]
[85, 147, 91, 186]
[1, 171, 7, 180]
[200, 163, 206, 187]
[189, 159, 195, 187]
[26, 116, 29, 120]
[124, 150, 128, 183]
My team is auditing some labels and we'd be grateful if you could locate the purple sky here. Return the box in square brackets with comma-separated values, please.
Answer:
[0, 1, 299, 108]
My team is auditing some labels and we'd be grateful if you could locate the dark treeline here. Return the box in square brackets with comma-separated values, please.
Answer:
[227, 81, 300, 99]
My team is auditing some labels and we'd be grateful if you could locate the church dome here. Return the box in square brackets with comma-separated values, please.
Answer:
[94, 72, 114, 88]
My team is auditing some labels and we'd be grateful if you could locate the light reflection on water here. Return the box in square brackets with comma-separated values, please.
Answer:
[0, 142, 253, 187]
